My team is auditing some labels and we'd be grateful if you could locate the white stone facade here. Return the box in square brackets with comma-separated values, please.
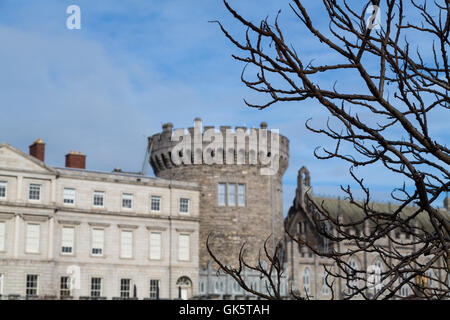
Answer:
[0, 143, 200, 299]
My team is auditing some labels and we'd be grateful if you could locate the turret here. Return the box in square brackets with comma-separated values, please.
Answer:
[149, 118, 289, 269]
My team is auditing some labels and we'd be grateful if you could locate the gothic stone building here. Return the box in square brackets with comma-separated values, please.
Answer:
[284, 166, 450, 300]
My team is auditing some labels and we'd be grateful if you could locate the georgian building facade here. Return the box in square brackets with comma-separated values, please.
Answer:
[0, 141, 200, 299]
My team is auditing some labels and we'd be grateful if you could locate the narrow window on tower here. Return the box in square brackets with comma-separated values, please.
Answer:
[227, 184, 236, 206]
[238, 184, 246, 207]
[218, 183, 226, 206]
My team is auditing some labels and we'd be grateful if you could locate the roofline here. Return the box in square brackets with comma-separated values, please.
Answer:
[0, 142, 57, 174]
[55, 167, 199, 190]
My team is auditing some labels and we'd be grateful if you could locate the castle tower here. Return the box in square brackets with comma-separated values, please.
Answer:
[149, 118, 289, 269]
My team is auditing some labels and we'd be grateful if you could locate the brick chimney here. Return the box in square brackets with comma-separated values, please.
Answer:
[29, 139, 45, 162]
[65, 151, 86, 169]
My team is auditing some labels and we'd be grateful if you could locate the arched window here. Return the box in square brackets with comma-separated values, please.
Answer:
[399, 280, 411, 297]
[302, 172, 308, 186]
[303, 267, 311, 295]
[176, 276, 192, 300]
[368, 260, 383, 296]
[321, 268, 331, 296]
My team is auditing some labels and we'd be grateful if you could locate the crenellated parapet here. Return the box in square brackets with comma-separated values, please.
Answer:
[148, 118, 289, 269]
[149, 118, 289, 177]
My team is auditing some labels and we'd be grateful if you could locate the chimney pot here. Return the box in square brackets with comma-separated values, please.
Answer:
[65, 151, 86, 169]
[29, 139, 45, 162]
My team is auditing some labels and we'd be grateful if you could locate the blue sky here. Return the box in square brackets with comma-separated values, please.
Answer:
[0, 0, 448, 214]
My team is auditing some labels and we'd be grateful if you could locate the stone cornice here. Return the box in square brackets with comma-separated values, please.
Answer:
[22, 214, 51, 222]
[0, 212, 15, 220]
[0, 201, 57, 211]
[88, 222, 111, 228]
[117, 224, 138, 230]
[146, 226, 168, 231]
[57, 207, 200, 222]
[175, 228, 196, 233]
[57, 219, 81, 226]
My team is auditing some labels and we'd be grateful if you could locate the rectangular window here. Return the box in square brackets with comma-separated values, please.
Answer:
[120, 279, 131, 298]
[151, 196, 161, 212]
[238, 184, 246, 207]
[0, 221, 5, 251]
[218, 183, 226, 206]
[228, 184, 236, 206]
[26, 274, 38, 296]
[26, 224, 40, 253]
[120, 230, 133, 258]
[0, 181, 7, 199]
[122, 193, 133, 209]
[91, 278, 102, 297]
[149, 232, 161, 260]
[178, 234, 190, 261]
[60, 276, 71, 297]
[91, 228, 104, 256]
[29, 184, 41, 201]
[93, 191, 104, 207]
[63, 188, 75, 205]
[61, 226, 75, 254]
[149, 280, 160, 299]
[299, 221, 307, 234]
[179, 198, 189, 214]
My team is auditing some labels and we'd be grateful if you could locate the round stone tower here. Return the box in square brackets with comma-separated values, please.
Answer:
[149, 118, 289, 269]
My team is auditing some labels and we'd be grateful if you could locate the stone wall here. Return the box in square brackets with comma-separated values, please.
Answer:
[149, 119, 289, 269]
